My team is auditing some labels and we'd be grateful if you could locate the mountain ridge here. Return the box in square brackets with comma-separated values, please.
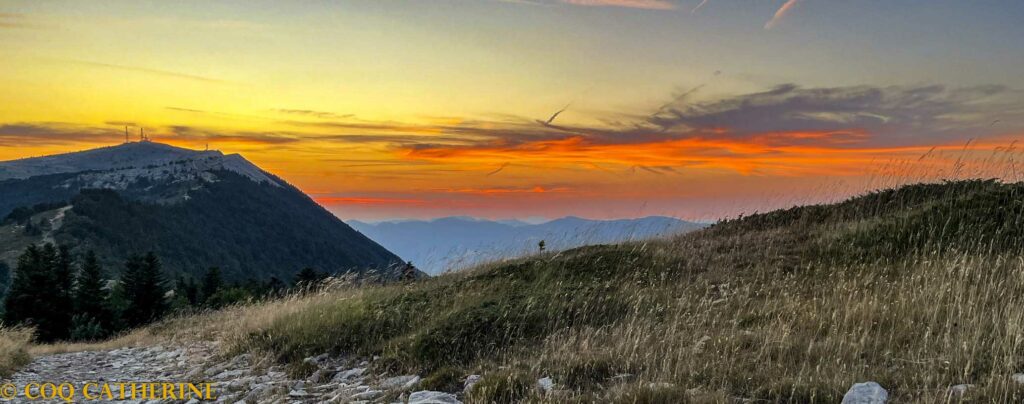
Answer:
[349, 215, 707, 274]
[0, 142, 406, 284]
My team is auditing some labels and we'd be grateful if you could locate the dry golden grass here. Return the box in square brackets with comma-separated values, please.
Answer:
[0, 327, 33, 377]
[15, 179, 1024, 403]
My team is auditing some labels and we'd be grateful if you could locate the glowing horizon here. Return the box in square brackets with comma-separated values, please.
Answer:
[2, 1, 1024, 221]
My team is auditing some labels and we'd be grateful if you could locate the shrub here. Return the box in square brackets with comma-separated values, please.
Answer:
[466, 370, 535, 404]
[420, 366, 465, 393]
[0, 327, 33, 377]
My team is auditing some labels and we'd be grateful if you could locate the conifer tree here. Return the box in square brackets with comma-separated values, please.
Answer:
[4, 245, 44, 330]
[122, 252, 167, 327]
[264, 277, 286, 298]
[0, 261, 10, 297]
[200, 267, 223, 304]
[51, 245, 76, 339]
[174, 276, 199, 306]
[4, 244, 62, 341]
[294, 267, 324, 288]
[74, 251, 109, 326]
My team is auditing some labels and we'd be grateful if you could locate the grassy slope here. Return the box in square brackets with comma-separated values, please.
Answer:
[20, 180, 1024, 402]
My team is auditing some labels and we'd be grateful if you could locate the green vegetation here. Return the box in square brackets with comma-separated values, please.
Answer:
[0, 170, 402, 283]
[3, 245, 171, 342]
[210, 179, 1024, 402]
[2, 244, 319, 342]
[8, 179, 1024, 402]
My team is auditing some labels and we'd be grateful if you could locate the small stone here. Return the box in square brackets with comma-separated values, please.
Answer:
[214, 369, 246, 379]
[333, 367, 366, 382]
[204, 363, 230, 376]
[464, 375, 482, 393]
[537, 377, 554, 393]
[408, 390, 462, 404]
[185, 399, 200, 404]
[288, 389, 309, 397]
[380, 375, 420, 390]
[947, 384, 973, 397]
[351, 390, 382, 400]
[1013, 373, 1024, 384]
[841, 382, 888, 404]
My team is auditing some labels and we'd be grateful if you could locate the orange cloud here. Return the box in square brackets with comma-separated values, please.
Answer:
[401, 131, 949, 176]
[315, 197, 428, 206]
[432, 186, 573, 195]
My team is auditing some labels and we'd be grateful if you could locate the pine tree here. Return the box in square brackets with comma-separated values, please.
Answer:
[4, 244, 62, 341]
[200, 267, 223, 305]
[264, 277, 286, 298]
[400, 261, 419, 281]
[294, 267, 324, 288]
[74, 251, 109, 329]
[0, 261, 11, 297]
[174, 276, 199, 306]
[4, 245, 44, 330]
[122, 252, 167, 328]
[51, 245, 75, 340]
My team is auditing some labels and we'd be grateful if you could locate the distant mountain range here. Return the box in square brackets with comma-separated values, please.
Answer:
[349, 216, 707, 274]
[0, 142, 405, 286]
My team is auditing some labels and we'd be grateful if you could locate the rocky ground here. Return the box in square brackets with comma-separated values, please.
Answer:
[4, 342, 466, 403]
[3, 341, 953, 403]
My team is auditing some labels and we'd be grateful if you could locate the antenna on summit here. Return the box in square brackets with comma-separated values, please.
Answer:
[125, 126, 129, 144]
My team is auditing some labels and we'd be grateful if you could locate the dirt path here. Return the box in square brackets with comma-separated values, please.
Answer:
[3, 343, 463, 403]
[5, 343, 218, 403]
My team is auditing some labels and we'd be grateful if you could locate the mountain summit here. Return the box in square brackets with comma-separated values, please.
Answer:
[0, 141, 404, 284]
[0, 141, 276, 186]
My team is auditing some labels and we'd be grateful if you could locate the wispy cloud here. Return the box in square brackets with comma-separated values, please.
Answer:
[60, 59, 226, 84]
[4, 82, 1020, 177]
[165, 125, 299, 145]
[432, 185, 572, 195]
[681, 0, 806, 28]
[497, 0, 676, 10]
[560, 0, 676, 10]
[764, 0, 801, 29]
[272, 109, 354, 120]
[0, 123, 121, 147]
[0, 13, 43, 29]
[315, 196, 429, 206]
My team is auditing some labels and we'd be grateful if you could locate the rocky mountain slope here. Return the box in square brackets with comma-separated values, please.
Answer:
[0, 142, 404, 283]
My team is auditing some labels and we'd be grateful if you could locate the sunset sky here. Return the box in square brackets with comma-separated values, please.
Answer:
[2, 0, 1024, 221]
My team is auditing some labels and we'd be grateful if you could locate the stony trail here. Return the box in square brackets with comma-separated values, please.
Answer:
[3, 343, 463, 403]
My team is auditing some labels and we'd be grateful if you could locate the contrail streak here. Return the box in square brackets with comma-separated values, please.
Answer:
[486, 162, 510, 176]
[545, 103, 572, 125]
[691, 0, 709, 14]
[764, 0, 801, 30]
